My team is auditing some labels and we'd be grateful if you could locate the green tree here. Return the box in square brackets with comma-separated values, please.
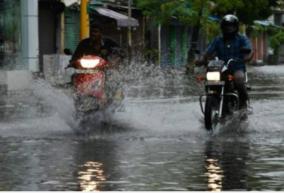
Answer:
[135, 0, 279, 34]
[135, 0, 214, 60]
[135, 0, 279, 61]
[212, 0, 278, 24]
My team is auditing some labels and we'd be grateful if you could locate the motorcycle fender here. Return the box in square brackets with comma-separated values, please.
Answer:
[74, 72, 105, 99]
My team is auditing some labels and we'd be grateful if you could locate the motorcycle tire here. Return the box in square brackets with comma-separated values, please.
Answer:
[204, 96, 219, 131]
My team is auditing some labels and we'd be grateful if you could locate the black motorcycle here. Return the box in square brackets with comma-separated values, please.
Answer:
[198, 58, 250, 131]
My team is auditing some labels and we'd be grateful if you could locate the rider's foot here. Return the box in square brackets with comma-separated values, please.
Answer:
[240, 109, 248, 121]
[239, 101, 247, 110]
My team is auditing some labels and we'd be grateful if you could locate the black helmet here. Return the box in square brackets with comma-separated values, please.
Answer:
[90, 22, 102, 31]
[220, 14, 239, 38]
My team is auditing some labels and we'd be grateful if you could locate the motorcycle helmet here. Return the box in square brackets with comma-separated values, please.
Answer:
[220, 14, 239, 39]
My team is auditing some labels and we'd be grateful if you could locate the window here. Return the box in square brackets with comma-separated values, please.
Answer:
[0, 0, 21, 70]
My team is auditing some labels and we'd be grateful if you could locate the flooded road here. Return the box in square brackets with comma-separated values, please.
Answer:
[0, 65, 283, 191]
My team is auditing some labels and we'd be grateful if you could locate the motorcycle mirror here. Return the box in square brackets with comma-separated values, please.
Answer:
[64, 48, 73, 55]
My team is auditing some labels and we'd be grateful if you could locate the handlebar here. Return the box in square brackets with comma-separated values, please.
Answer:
[227, 58, 244, 67]
[65, 63, 73, 69]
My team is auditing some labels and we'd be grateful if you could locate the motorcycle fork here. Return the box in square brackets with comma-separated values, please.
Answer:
[218, 86, 225, 119]
[199, 86, 224, 117]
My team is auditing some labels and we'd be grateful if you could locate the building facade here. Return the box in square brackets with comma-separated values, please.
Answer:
[0, 0, 38, 92]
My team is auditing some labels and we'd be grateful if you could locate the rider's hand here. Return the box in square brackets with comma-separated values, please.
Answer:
[65, 62, 73, 69]
[101, 49, 108, 57]
[233, 58, 244, 63]
[66, 60, 76, 68]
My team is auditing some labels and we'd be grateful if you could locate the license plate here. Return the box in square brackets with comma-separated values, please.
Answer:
[205, 81, 225, 86]
[75, 69, 99, 74]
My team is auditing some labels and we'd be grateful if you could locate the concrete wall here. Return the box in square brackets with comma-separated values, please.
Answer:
[43, 54, 72, 86]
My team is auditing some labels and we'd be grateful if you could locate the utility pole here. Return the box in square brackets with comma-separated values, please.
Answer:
[80, 0, 90, 40]
[128, 0, 132, 64]
[158, 24, 161, 65]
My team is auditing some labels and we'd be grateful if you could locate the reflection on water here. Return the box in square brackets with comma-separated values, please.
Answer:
[204, 132, 250, 191]
[78, 161, 106, 191]
[205, 158, 224, 191]
[0, 67, 283, 191]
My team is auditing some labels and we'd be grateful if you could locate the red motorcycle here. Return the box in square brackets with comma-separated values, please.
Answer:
[69, 54, 124, 132]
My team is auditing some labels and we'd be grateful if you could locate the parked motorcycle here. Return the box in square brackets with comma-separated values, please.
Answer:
[68, 54, 124, 132]
[198, 58, 251, 131]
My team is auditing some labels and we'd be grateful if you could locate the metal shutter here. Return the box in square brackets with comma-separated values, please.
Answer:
[64, 9, 80, 53]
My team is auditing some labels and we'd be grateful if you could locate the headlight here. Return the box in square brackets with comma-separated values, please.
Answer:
[206, 72, 220, 81]
[80, 58, 101, 68]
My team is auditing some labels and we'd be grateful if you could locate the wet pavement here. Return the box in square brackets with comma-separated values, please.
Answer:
[0, 64, 283, 191]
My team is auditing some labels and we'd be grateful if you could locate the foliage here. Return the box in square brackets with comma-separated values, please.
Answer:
[236, 0, 277, 24]
[135, 0, 216, 40]
[269, 29, 284, 54]
[206, 20, 220, 41]
[135, 0, 210, 25]
[212, 0, 278, 24]
[134, 0, 279, 26]
[134, 0, 282, 61]
[249, 24, 268, 38]
[248, 22, 284, 54]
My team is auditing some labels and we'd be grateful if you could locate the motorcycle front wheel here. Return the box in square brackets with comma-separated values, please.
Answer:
[204, 96, 219, 131]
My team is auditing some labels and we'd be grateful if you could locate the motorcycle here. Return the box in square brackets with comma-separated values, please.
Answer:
[68, 54, 124, 132]
[198, 57, 251, 131]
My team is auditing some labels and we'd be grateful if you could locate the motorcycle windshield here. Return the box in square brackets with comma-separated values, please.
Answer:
[208, 60, 224, 71]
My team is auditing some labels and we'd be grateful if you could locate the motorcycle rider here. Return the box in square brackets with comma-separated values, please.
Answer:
[196, 14, 253, 110]
[70, 22, 122, 66]
[70, 22, 124, 105]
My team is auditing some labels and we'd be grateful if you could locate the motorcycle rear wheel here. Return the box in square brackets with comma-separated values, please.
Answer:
[204, 96, 219, 131]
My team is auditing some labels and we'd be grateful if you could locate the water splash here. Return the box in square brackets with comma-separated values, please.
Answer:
[109, 61, 205, 136]
[0, 78, 77, 137]
[121, 61, 198, 99]
[0, 60, 202, 137]
[31, 78, 77, 129]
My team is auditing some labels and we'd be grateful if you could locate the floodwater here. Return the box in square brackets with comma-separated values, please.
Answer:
[0, 64, 283, 191]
